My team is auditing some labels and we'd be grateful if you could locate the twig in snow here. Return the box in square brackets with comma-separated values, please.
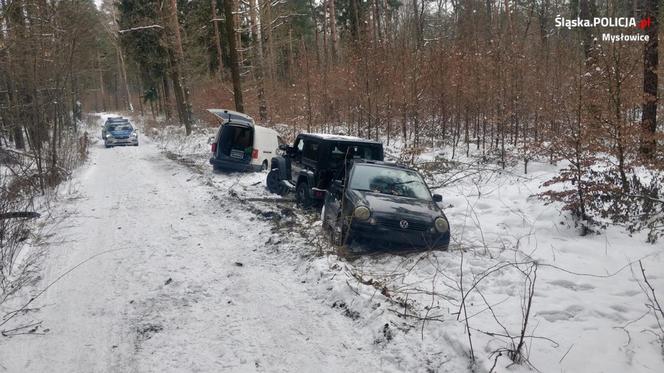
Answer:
[559, 343, 575, 363]
[636, 260, 664, 349]
[458, 251, 476, 364]
[1, 248, 124, 329]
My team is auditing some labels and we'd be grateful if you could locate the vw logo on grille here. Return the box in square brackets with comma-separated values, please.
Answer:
[399, 220, 409, 229]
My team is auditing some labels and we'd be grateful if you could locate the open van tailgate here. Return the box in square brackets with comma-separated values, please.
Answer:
[207, 109, 255, 127]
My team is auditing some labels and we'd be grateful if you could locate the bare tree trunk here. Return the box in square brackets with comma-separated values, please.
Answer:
[264, 0, 276, 81]
[250, 0, 268, 120]
[350, 0, 360, 42]
[288, 26, 295, 81]
[223, 0, 244, 112]
[640, 0, 659, 157]
[111, 6, 133, 112]
[328, 0, 338, 60]
[96, 49, 106, 112]
[162, 75, 172, 120]
[165, 0, 193, 134]
[412, 0, 422, 48]
[302, 39, 313, 133]
[211, 0, 224, 80]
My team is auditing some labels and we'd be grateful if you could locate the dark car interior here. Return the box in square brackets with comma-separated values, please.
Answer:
[218, 125, 253, 161]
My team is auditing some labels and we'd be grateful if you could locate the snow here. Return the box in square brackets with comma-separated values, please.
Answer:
[2, 116, 463, 372]
[2, 115, 664, 372]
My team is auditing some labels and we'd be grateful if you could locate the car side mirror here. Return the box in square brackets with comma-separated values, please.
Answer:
[207, 136, 215, 145]
[433, 194, 442, 203]
[278, 144, 289, 151]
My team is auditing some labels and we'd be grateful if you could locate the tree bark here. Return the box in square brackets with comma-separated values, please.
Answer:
[249, 0, 268, 120]
[223, 0, 244, 112]
[165, 0, 193, 134]
[211, 0, 224, 80]
[640, 0, 659, 157]
[96, 49, 106, 112]
[111, 6, 133, 111]
[328, 0, 338, 60]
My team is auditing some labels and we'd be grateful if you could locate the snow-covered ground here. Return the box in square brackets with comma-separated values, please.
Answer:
[2, 115, 663, 372]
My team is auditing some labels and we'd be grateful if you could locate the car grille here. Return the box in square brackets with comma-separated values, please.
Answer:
[376, 218, 429, 232]
[114, 136, 130, 139]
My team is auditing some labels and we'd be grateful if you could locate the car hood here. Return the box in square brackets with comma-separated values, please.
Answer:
[348, 190, 442, 218]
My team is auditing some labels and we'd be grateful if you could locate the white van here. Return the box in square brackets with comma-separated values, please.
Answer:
[208, 109, 279, 172]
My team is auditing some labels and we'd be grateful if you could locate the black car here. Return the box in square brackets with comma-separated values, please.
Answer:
[322, 161, 450, 250]
[267, 133, 383, 208]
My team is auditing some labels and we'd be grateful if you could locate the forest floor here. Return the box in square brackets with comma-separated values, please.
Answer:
[1, 114, 664, 372]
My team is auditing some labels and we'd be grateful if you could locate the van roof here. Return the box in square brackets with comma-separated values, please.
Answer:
[207, 109, 255, 126]
[254, 124, 278, 136]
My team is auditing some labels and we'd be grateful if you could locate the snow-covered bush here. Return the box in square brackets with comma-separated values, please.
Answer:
[540, 164, 664, 242]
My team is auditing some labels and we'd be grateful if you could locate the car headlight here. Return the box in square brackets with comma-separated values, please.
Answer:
[131, 132, 138, 138]
[435, 217, 449, 233]
[353, 206, 371, 221]
[105, 134, 112, 139]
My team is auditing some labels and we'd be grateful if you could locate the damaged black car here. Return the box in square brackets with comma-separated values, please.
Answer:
[322, 161, 450, 250]
[267, 133, 383, 208]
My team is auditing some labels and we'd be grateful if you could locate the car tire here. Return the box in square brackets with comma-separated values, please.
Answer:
[260, 160, 268, 171]
[105, 145, 112, 148]
[267, 169, 285, 195]
[296, 181, 313, 209]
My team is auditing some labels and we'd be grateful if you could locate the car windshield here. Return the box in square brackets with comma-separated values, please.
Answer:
[349, 165, 431, 200]
[108, 124, 133, 131]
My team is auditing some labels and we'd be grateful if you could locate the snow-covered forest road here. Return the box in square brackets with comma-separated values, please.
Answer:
[5, 139, 454, 372]
[4, 115, 664, 373]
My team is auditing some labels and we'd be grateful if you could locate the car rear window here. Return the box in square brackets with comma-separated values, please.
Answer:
[107, 124, 133, 131]
[330, 143, 382, 162]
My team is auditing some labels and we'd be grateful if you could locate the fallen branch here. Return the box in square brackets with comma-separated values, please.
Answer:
[241, 197, 296, 203]
[118, 25, 164, 34]
[1, 248, 124, 329]
[638, 260, 664, 343]
[0, 211, 41, 220]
